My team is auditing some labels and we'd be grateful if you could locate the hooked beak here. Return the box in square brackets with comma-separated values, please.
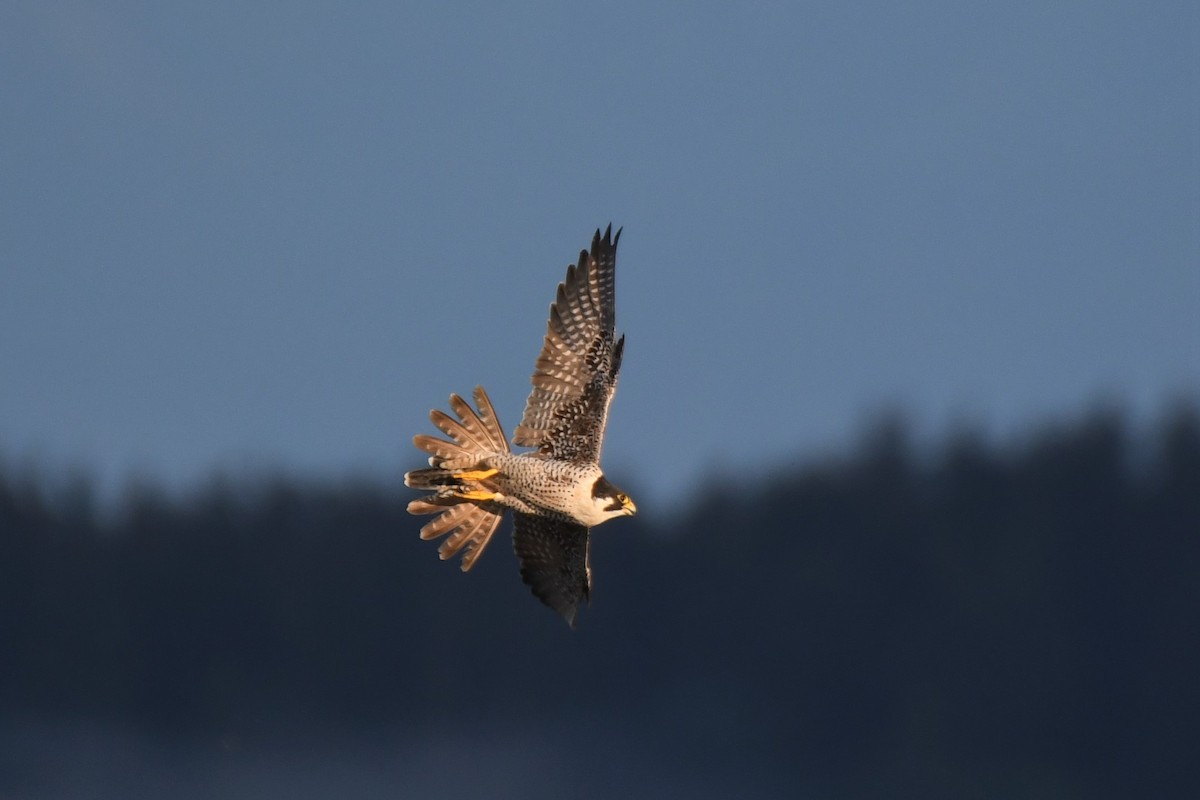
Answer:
[622, 496, 638, 516]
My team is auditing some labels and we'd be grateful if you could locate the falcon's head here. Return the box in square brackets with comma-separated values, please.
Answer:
[590, 475, 637, 522]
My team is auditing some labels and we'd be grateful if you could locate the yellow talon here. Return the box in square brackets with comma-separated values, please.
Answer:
[455, 489, 501, 502]
[455, 468, 500, 481]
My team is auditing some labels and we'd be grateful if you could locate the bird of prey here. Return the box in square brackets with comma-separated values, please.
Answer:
[405, 225, 636, 626]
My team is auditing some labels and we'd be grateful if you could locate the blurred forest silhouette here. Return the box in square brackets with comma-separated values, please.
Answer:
[1, 403, 1197, 798]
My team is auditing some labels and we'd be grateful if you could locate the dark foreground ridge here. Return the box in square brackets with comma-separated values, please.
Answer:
[1, 404, 1197, 798]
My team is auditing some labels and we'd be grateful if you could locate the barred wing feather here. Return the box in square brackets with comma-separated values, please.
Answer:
[514, 225, 624, 464]
[512, 513, 592, 627]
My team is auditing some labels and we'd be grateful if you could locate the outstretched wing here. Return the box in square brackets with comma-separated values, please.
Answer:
[512, 513, 592, 627]
[514, 225, 624, 464]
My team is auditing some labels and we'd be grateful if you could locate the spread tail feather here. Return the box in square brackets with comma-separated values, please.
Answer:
[404, 467, 458, 490]
[409, 386, 510, 470]
[406, 386, 511, 571]
[409, 499, 504, 571]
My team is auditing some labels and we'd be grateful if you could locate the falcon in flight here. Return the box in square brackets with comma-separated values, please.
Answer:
[405, 225, 636, 626]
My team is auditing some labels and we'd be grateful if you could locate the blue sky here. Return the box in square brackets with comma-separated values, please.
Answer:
[1, 1, 1196, 512]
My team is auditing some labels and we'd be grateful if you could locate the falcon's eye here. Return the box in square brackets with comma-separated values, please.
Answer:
[616, 493, 628, 503]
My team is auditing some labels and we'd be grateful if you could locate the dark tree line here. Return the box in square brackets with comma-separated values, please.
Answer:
[1, 404, 1197, 797]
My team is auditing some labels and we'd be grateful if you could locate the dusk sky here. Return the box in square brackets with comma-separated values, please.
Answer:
[2, 1, 1196, 512]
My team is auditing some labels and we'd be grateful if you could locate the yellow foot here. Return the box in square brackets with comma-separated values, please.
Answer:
[453, 465, 501, 479]
[454, 467, 500, 481]
[454, 489, 502, 502]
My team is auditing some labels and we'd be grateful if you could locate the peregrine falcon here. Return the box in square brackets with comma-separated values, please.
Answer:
[404, 225, 636, 626]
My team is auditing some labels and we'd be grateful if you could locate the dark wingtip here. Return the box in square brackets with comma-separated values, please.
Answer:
[598, 223, 620, 243]
[592, 223, 620, 255]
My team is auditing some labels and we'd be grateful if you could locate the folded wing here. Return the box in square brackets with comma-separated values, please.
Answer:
[512, 513, 592, 627]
